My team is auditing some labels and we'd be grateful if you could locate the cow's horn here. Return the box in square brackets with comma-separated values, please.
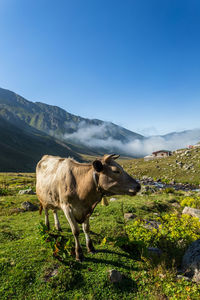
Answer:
[103, 154, 120, 162]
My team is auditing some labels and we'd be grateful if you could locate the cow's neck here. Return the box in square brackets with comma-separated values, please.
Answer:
[72, 165, 102, 202]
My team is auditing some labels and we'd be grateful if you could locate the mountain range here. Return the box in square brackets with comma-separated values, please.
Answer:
[0, 87, 200, 172]
[0, 87, 143, 171]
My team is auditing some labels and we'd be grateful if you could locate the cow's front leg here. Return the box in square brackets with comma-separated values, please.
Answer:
[62, 205, 83, 261]
[82, 217, 95, 254]
[53, 210, 62, 231]
[44, 208, 50, 230]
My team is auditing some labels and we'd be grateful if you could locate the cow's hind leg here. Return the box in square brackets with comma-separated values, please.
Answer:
[44, 208, 50, 230]
[53, 210, 62, 231]
[62, 205, 83, 261]
[82, 217, 95, 254]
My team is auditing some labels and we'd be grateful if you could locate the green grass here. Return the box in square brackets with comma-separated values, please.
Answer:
[123, 146, 200, 185]
[1, 174, 200, 299]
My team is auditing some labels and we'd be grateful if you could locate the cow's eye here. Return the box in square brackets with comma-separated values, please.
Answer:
[113, 170, 120, 174]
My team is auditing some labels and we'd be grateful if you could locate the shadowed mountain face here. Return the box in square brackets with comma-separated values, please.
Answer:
[0, 87, 144, 156]
[0, 112, 82, 172]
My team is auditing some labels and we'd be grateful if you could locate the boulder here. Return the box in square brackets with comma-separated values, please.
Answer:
[182, 239, 200, 282]
[18, 188, 35, 195]
[182, 207, 200, 219]
[21, 201, 38, 211]
[108, 269, 122, 283]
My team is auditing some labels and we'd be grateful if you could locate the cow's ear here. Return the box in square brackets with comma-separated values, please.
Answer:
[93, 160, 104, 172]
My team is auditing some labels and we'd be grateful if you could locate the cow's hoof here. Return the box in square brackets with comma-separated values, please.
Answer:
[56, 227, 62, 232]
[75, 250, 84, 262]
[87, 241, 96, 254]
[88, 247, 96, 254]
[76, 255, 84, 262]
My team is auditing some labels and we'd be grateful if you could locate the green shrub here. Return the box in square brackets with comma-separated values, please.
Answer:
[38, 222, 74, 262]
[163, 187, 175, 194]
[180, 196, 200, 208]
[126, 213, 200, 260]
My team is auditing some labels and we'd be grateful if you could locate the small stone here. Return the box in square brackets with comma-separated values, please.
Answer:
[169, 179, 176, 185]
[110, 197, 117, 202]
[108, 269, 122, 283]
[124, 213, 137, 220]
[171, 202, 181, 208]
[143, 220, 161, 230]
[21, 201, 38, 211]
[18, 188, 35, 195]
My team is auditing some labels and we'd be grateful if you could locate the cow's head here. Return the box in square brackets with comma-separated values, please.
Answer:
[92, 154, 141, 196]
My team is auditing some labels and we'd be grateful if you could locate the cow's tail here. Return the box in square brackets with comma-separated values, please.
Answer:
[39, 203, 43, 215]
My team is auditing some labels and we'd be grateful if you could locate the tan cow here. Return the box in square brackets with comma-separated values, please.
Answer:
[36, 154, 141, 261]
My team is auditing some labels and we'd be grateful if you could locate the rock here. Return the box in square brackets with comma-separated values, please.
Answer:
[18, 188, 35, 195]
[176, 275, 191, 281]
[182, 239, 200, 282]
[10, 208, 25, 214]
[110, 197, 117, 202]
[169, 179, 176, 185]
[108, 269, 122, 283]
[182, 207, 200, 219]
[147, 247, 162, 257]
[124, 213, 137, 220]
[21, 201, 38, 211]
[143, 220, 161, 230]
[140, 185, 157, 194]
[171, 202, 181, 208]
[44, 266, 59, 282]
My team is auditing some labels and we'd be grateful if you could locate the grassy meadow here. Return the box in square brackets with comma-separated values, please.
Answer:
[1, 161, 200, 299]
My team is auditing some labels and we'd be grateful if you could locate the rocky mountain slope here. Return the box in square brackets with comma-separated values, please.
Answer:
[124, 146, 200, 185]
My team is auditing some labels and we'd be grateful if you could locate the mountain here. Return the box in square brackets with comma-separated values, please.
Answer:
[0, 87, 143, 142]
[0, 111, 83, 172]
[0, 87, 145, 171]
[162, 129, 200, 142]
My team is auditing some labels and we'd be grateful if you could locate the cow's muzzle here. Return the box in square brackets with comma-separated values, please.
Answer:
[128, 183, 141, 195]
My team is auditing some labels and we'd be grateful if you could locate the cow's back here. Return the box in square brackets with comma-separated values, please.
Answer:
[36, 155, 68, 209]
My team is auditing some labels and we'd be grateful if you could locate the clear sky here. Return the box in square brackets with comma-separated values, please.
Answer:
[0, 0, 200, 135]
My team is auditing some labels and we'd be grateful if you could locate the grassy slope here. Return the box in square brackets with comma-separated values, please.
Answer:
[123, 147, 200, 185]
[1, 173, 200, 299]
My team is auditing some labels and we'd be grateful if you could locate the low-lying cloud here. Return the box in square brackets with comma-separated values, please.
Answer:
[64, 122, 200, 157]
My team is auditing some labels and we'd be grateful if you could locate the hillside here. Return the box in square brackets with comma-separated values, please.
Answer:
[124, 146, 200, 185]
[0, 113, 82, 172]
[0, 87, 143, 147]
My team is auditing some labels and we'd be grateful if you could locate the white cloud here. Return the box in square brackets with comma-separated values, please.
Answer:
[64, 122, 200, 157]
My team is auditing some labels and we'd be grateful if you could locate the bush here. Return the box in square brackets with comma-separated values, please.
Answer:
[126, 213, 200, 260]
[38, 222, 74, 262]
[180, 196, 200, 208]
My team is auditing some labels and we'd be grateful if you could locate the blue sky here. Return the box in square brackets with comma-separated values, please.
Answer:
[0, 0, 200, 135]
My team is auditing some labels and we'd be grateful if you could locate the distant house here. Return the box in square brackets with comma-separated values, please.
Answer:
[152, 150, 172, 157]
[144, 150, 172, 161]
